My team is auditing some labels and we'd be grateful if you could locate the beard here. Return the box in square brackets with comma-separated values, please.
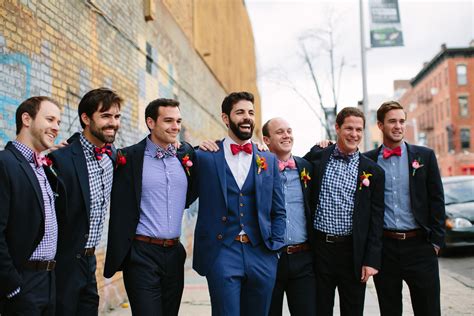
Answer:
[229, 118, 254, 141]
[90, 120, 118, 144]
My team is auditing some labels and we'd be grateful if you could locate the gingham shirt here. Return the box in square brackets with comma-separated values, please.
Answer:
[12, 141, 57, 260]
[314, 146, 360, 235]
[79, 134, 113, 248]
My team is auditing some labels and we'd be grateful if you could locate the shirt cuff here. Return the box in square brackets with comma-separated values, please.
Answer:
[6, 287, 20, 299]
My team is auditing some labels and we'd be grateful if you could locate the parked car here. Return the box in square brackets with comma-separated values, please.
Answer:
[442, 176, 474, 250]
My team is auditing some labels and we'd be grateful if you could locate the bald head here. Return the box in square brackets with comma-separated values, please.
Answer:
[262, 117, 293, 160]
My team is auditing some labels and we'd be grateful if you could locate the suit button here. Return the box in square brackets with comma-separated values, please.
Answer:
[240, 224, 244, 228]
[222, 216, 227, 222]
[240, 203, 244, 207]
[217, 234, 223, 240]
[76, 254, 81, 259]
[240, 193, 243, 197]
[240, 213, 244, 217]
[84, 234, 89, 239]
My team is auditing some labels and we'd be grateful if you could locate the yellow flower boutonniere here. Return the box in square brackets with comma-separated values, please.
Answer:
[359, 171, 373, 190]
[300, 168, 311, 188]
[256, 155, 268, 174]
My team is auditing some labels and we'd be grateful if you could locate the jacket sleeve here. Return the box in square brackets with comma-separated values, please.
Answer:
[426, 150, 446, 247]
[363, 165, 385, 269]
[269, 155, 286, 251]
[303, 145, 324, 161]
[0, 160, 21, 297]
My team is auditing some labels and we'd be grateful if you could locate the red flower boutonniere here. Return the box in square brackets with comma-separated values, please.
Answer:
[115, 150, 127, 169]
[44, 157, 58, 177]
[359, 171, 373, 190]
[256, 155, 268, 174]
[181, 154, 193, 176]
[411, 158, 424, 176]
[300, 168, 311, 188]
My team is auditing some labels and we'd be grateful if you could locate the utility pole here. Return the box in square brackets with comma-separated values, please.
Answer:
[359, 0, 371, 150]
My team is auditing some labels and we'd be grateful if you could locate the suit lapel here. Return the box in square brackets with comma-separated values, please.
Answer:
[214, 141, 228, 207]
[354, 154, 368, 213]
[8, 144, 45, 217]
[294, 156, 311, 218]
[71, 140, 91, 218]
[406, 142, 417, 205]
[131, 139, 146, 209]
[253, 144, 262, 209]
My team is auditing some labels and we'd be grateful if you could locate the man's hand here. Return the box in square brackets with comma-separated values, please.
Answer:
[255, 142, 268, 152]
[434, 245, 440, 256]
[317, 139, 334, 148]
[48, 140, 69, 153]
[360, 266, 378, 283]
[199, 140, 220, 152]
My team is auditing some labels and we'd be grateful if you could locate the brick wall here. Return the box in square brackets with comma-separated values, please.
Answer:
[0, 0, 259, 312]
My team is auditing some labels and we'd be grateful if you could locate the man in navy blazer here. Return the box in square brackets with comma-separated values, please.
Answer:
[304, 107, 385, 316]
[191, 92, 286, 316]
[49, 88, 123, 316]
[262, 117, 316, 316]
[0, 96, 64, 315]
[365, 101, 445, 316]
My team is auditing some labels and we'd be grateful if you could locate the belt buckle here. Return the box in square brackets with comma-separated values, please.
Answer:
[325, 234, 335, 243]
[163, 239, 171, 247]
[286, 245, 294, 254]
[397, 232, 406, 240]
[239, 235, 244, 243]
[46, 261, 55, 271]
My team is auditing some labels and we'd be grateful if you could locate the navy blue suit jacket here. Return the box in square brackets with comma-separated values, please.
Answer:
[365, 142, 446, 247]
[191, 142, 286, 276]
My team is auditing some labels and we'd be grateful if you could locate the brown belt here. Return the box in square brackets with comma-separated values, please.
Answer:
[234, 234, 251, 244]
[284, 242, 311, 254]
[24, 260, 56, 271]
[134, 235, 180, 247]
[315, 230, 352, 243]
[83, 247, 96, 256]
[383, 229, 423, 240]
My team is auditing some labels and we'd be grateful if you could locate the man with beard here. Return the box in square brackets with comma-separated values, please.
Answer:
[49, 88, 122, 316]
[365, 101, 445, 316]
[191, 92, 286, 316]
[104, 98, 195, 316]
[0, 97, 63, 315]
[262, 118, 316, 316]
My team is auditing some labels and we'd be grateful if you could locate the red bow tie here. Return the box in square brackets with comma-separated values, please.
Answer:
[383, 146, 402, 159]
[278, 158, 296, 171]
[230, 143, 252, 155]
[94, 144, 112, 160]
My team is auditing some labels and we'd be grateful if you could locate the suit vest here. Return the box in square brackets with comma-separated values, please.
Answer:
[223, 161, 262, 246]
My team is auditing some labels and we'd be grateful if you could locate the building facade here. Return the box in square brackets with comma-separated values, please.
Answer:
[398, 43, 474, 176]
[0, 0, 260, 311]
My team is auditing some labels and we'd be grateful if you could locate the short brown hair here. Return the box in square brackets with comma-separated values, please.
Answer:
[145, 98, 180, 123]
[15, 96, 60, 135]
[336, 107, 365, 128]
[78, 88, 123, 128]
[377, 101, 405, 123]
[221, 91, 254, 116]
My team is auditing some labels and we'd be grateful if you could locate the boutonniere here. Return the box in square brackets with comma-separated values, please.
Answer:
[256, 155, 268, 174]
[359, 171, 373, 190]
[411, 158, 424, 176]
[116, 150, 127, 169]
[300, 168, 311, 188]
[181, 154, 193, 176]
[42, 156, 57, 177]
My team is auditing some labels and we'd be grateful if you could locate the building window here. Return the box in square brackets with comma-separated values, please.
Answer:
[446, 98, 450, 117]
[146, 42, 153, 74]
[458, 96, 469, 117]
[456, 64, 467, 85]
[460, 128, 471, 149]
[447, 125, 455, 152]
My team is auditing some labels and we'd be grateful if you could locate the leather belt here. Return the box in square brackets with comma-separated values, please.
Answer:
[234, 234, 251, 244]
[24, 260, 56, 271]
[83, 247, 96, 256]
[284, 242, 311, 254]
[383, 229, 423, 240]
[315, 230, 352, 243]
[134, 235, 180, 247]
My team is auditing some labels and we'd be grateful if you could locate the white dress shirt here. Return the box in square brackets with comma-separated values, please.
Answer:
[223, 137, 253, 189]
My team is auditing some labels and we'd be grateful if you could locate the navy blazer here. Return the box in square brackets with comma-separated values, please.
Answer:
[103, 138, 195, 278]
[191, 142, 286, 276]
[304, 144, 385, 279]
[365, 142, 446, 246]
[0, 142, 65, 298]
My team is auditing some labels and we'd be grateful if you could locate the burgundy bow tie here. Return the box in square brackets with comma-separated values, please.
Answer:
[383, 146, 401, 159]
[33, 152, 51, 168]
[278, 158, 296, 172]
[94, 144, 112, 160]
[230, 143, 252, 155]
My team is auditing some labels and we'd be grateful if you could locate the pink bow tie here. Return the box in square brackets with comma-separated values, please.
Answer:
[278, 158, 296, 172]
[33, 152, 50, 168]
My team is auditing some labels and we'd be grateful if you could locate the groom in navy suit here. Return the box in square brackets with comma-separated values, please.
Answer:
[191, 92, 286, 316]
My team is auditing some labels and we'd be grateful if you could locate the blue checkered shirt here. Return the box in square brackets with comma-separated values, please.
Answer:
[80, 134, 114, 248]
[314, 146, 360, 235]
[12, 141, 58, 259]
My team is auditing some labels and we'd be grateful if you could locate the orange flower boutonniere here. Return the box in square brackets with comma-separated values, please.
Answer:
[359, 171, 373, 190]
[181, 154, 193, 176]
[300, 168, 311, 188]
[256, 155, 268, 174]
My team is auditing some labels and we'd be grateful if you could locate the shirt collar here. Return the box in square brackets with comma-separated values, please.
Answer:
[332, 144, 358, 161]
[79, 133, 96, 155]
[145, 135, 176, 158]
[12, 140, 36, 163]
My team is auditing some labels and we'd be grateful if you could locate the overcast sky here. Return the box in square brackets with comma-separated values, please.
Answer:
[246, 0, 474, 155]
